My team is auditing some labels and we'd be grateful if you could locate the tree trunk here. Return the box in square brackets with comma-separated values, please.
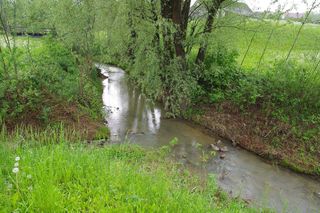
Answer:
[151, 0, 160, 53]
[127, 11, 137, 62]
[161, 0, 175, 59]
[181, 0, 191, 40]
[172, 0, 185, 59]
[195, 0, 224, 65]
[160, 0, 191, 65]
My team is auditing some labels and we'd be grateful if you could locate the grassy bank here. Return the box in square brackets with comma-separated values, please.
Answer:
[186, 17, 320, 177]
[0, 37, 108, 139]
[0, 128, 257, 212]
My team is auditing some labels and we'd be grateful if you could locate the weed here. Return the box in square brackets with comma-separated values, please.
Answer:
[0, 128, 255, 212]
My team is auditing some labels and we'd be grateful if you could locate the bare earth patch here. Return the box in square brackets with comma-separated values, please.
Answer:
[4, 101, 107, 141]
[190, 102, 320, 178]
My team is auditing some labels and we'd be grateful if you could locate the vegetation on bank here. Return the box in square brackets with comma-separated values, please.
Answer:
[0, 37, 106, 139]
[0, 128, 257, 212]
[0, 0, 107, 138]
[186, 19, 320, 176]
[0, 38, 101, 120]
[0, 0, 318, 183]
[99, 1, 319, 175]
[0, 0, 318, 211]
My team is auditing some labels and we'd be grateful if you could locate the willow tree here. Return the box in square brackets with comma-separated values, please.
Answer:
[195, 0, 226, 65]
[100, 0, 232, 116]
[160, 0, 191, 64]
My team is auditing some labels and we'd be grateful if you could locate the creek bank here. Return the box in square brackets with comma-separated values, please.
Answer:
[100, 64, 320, 212]
[188, 102, 320, 179]
[20, 65, 112, 142]
[0, 134, 255, 212]
[4, 101, 109, 142]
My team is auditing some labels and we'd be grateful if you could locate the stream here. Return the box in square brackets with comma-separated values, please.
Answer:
[99, 64, 320, 213]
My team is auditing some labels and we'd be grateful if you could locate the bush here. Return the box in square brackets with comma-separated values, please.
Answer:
[227, 60, 320, 123]
[191, 45, 243, 104]
[192, 44, 319, 131]
[265, 60, 320, 118]
[201, 45, 241, 92]
[0, 39, 102, 124]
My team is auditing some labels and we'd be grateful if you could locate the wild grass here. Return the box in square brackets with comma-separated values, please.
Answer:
[0, 127, 258, 212]
[0, 36, 44, 48]
[208, 17, 320, 69]
[0, 37, 103, 125]
[187, 16, 320, 175]
[207, 17, 320, 128]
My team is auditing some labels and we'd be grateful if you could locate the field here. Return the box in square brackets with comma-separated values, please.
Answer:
[211, 17, 320, 69]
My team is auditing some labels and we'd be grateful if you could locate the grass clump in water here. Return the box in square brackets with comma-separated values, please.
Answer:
[0, 128, 258, 212]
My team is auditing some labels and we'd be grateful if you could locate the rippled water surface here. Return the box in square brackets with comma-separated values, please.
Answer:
[100, 64, 320, 213]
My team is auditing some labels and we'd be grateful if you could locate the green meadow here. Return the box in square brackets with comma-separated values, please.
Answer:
[0, 128, 256, 212]
[211, 18, 320, 68]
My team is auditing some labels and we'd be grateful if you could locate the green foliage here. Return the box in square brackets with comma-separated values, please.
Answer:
[193, 45, 242, 103]
[93, 126, 110, 140]
[129, 47, 163, 101]
[227, 60, 320, 122]
[169, 137, 179, 147]
[210, 16, 320, 69]
[0, 128, 254, 212]
[160, 59, 196, 117]
[0, 39, 102, 123]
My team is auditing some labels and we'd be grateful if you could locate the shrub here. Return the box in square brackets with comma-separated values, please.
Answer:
[191, 44, 243, 104]
[0, 39, 102, 124]
[203, 45, 240, 90]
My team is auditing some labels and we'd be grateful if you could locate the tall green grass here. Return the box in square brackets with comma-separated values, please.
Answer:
[0, 128, 257, 212]
[210, 18, 320, 126]
[188, 16, 320, 174]
[210, 17, 320, 69]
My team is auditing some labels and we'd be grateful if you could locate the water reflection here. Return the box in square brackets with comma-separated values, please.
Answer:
[100, 64, 320, 213]
[101, 65, 161, 141]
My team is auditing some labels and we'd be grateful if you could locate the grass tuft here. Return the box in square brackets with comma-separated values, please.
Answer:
[0, 128, 258, 212]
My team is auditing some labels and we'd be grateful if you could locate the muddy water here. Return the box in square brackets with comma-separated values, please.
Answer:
[100, 64, 320, 213]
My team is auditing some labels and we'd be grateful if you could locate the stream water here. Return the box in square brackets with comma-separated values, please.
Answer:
[99, 64, 320, 213]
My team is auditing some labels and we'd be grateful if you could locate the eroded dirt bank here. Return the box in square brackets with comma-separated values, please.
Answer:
[189, 102, 320, 178]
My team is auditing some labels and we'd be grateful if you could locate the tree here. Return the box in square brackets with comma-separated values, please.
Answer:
[160, 0, 191, 66]
[100, 0, 230, 115]
[196, 0, 226, 65]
